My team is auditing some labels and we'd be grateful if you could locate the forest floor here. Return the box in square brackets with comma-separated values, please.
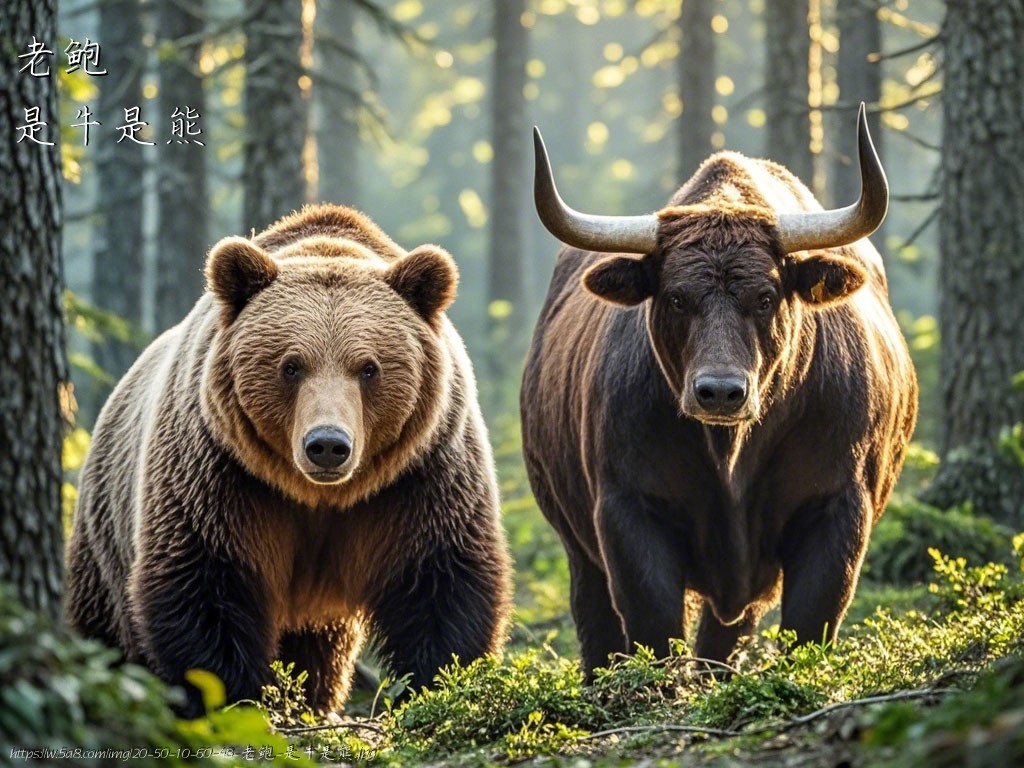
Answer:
[269, 545, 1024, 768]
[25, 432, 1023, 765]
[9, 506, 1022, 766]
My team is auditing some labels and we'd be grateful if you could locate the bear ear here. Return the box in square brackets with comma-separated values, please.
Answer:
[385, 245, 459, 325]
[582, 255, 654, 306]
[205, 236, 279, 321]
[787, 252, 867, 307]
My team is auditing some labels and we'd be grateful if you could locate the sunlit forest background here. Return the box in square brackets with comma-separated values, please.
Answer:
[59, 0, 944, 431]
[3, 0, 1023, 764]
[60, 0, 952, 592]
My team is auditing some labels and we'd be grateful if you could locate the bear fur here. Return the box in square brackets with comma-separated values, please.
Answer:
[66, 204, 512, 714]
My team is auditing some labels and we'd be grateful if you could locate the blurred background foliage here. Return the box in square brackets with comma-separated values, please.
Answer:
[52, 0, 1020, 636]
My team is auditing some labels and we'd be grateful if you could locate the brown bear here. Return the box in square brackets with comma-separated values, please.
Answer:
[66, 204, 512, 715]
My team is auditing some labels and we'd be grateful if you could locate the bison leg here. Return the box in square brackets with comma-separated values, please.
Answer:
[596, 490, 686, 661]
[779, 488, 870, 646]
[567, 547, 627, 678]
[277, 621, 364, 713]
[694, 602, 761, 663]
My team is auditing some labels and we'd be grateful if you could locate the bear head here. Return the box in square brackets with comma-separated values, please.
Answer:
[200, 225, 458, 510]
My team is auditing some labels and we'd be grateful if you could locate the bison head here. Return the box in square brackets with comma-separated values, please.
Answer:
[533, 105, 886, 426]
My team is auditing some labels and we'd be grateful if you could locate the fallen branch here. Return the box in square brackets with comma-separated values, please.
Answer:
[743, 687, 957, 736]
[274, 720, 385, 736]
[675, 657, 742, 676]
[580, 723, 739, 741]
[602, 652, 740, 677]
[578, 686, 957, 745]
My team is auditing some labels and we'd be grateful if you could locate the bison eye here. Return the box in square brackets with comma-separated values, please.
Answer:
[669, 294, 686, 311]
[758, 292, 774, 313]
[360, 361, 379, 381]
[282, 359, 303, 382]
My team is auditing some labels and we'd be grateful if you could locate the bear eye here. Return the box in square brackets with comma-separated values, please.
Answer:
[281, 359, 303, 382]
[360, 361, 379, 381]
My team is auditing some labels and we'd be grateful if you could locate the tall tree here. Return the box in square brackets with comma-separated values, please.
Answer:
[486, 0, 528, 347]
[925, 0, 1024, 523]
[763, 0, 812, 180]
[242, 0, 308, 230]
[92, 0, 146, 386]
[155, 0, 209, 331]
[0, 0, 67, 618]
[676, 0, 715, 180]
[314, 0, 361, 207]
[832, 0, 882, 211]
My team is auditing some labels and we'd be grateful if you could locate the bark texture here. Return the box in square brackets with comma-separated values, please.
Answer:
[242, 0, 308, 231]
[484, 0, 529, 398]
[155, 0, 209, 331]
[676, 0, 715, 180]
[92, 0, 146, 386]
[487, 0, 528, 332]
[764, 0, 812, 181]
[925, 0, 1024, 523]
[832, 0, 882, 210]
[315, 0, 361, 207]
[0, 0, 67, 618]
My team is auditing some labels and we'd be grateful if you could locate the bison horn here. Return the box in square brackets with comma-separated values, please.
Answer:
[777, 103, 889, 253]
[533, 127, 659, 254]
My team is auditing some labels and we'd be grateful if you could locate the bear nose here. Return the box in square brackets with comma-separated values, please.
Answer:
[303, 426, 352, 469]
[693, 372, 748, 415]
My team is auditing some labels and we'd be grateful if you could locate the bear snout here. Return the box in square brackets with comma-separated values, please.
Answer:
[301, 425, 354, 478]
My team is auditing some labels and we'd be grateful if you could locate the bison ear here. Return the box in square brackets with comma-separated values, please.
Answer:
[386, 245, 459, 324]
[582, 255, 654, 306]
[788, 253, 866, 307]
[206, 236, 279, 322]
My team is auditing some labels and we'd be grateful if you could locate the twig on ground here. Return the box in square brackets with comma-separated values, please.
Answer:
[580, 723, 739, 741]
[743, 687, 957, 736]
[274, 720, 385, 736]
[602, 652, 740, 677]
[674, 657, 742, 676]
[578, 686, 957, 745]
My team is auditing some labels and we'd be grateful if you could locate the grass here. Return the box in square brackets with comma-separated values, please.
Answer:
[257, 538, 1024, 767]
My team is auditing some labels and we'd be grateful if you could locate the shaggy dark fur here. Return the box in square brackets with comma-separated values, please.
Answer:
[522, 151, 917, 675]
[67, 204, 512, 715]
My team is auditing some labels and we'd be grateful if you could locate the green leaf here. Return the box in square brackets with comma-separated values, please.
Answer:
[185, 669, 226, 713]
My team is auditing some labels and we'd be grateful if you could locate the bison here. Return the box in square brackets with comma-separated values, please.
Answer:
[521, 106, 918, 675]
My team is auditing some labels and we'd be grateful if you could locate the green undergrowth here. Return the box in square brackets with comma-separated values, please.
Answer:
[359, 537, 1024, 765]
[10, 535, 1022, 766]
[865, 492, 1016, 584]
[0, 587, 307, 766]
[864, 654, 1024, 767]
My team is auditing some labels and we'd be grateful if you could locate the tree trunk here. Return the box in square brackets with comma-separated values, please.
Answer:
[155, 0, 209, 331]
[487, 0, 528, 351]
[924, 0, 1024, 523]
[676, 0, 715, 180]
[242, 0, 308, 231]
[92, 0, 146, 387]
[315, 0, 361, 207]
[764, 0, 813, 181]
[832, 1, 882, 212]
[0, 0, 67, 618]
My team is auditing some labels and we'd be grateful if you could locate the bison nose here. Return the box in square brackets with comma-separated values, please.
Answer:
[693, 372, 748, 415]
[303, 426, 352, 469]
